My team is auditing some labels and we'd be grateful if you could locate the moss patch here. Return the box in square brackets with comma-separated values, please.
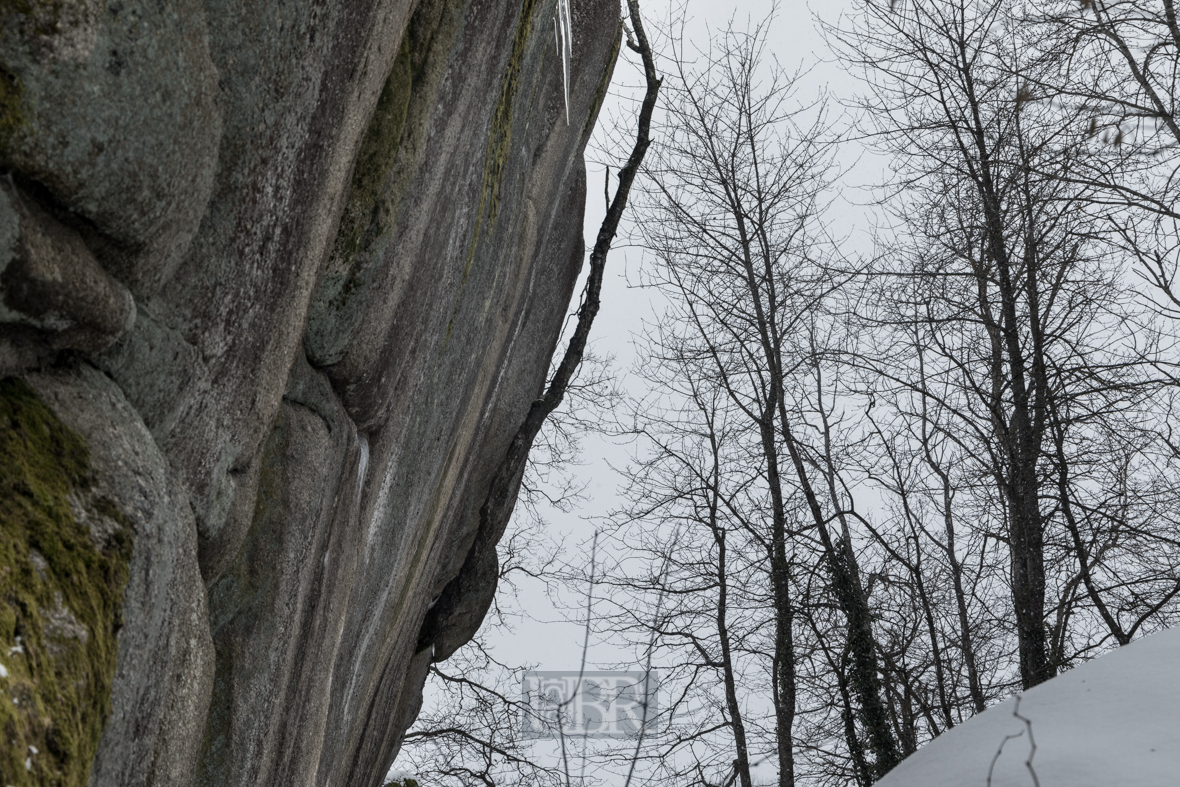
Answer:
[0, 64, 29, 157]
[324, 0, 460, 316]
[444, 0, 541, 346]
[332, 35, 415, 282]
[0, 377, 133, 786]
[474, 0, 540, 233]
[0, 0, 43, 158]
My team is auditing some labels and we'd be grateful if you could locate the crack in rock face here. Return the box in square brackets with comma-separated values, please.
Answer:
[0, 180, 135, 359]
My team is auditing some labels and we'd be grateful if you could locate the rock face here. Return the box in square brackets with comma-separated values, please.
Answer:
[0, 0, 619, 784]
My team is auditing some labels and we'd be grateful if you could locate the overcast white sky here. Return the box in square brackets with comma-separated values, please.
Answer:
[496, 0, 873, 668]
[403, 1, 871, 780]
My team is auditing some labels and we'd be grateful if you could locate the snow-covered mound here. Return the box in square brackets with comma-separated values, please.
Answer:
[878, 626, 1180, 786]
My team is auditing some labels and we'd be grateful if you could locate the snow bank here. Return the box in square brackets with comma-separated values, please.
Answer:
[878, 626, 1180, 787]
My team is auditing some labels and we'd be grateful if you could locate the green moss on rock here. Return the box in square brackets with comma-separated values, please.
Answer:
[444, 0, 540, 346]
[475, 0, 540, 232]
[0, 64, 29, 156]
[325, 0, 458, 317]
[333, 35, 414, 279]
[0, 0, 42, 158]
[0, 378, 133, 786]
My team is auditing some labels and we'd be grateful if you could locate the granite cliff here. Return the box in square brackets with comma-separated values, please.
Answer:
[0, 0, 620, 783]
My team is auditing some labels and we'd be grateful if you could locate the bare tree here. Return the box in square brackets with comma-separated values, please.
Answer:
[836, 0, 1180, 690]
[405, 4, 1180, 786]
[599, 9, 904, 784]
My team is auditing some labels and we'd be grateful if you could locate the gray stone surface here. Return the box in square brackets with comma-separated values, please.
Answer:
[0, 180, 135, 360]
[199, 352, 366, 787]
[25, 363, 214, 787]
[0, 0, 620, 783]
[0, 0, 222, 297]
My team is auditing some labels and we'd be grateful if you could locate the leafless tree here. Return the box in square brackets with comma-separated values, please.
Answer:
[404, 3, 1180, 786]
[595, 9, 904, 784]
[1027, 0, 1180, 282]
[835, 0, 1180, 691]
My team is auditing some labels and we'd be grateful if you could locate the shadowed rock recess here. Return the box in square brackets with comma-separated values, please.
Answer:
[0, 0, 620, 783]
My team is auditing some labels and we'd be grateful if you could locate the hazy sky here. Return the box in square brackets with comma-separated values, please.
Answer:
[499, 0, 871, 668]
[475, 0, 870, 711]
[403, 1, 866, 779]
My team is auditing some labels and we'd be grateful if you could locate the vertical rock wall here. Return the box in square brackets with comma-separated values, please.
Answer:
[0, 0, 620, 784]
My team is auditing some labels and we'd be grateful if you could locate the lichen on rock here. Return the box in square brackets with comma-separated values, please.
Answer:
[307, 0, 463, 369]
[0, 377, 132, 786]
[0, 64, 28, 154]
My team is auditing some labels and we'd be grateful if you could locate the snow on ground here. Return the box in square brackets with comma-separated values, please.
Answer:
[878, 626, 1180, 787]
